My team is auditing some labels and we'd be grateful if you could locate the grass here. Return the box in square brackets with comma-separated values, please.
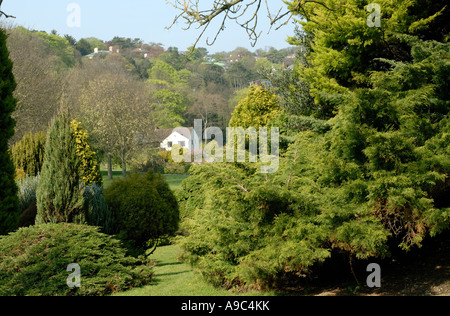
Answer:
[100, 165, 189, 191]
[100, 170, 125, 189]
[161, 174, 190, 191]
[115, 243, 274, 296]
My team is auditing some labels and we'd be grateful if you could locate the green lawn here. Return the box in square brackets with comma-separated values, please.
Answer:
[100, 170, 125, 189]
[100, 166, 189, 191]
[161, 174, 190, 191]
[115, 244, 274, 296]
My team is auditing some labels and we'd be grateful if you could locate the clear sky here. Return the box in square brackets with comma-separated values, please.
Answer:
[1, 0, 297, 53]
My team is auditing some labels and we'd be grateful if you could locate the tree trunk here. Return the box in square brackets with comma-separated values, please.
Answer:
[121, 148, 126, 179]
[107, 154, 113, 180]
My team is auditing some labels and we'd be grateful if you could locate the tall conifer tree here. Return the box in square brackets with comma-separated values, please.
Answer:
[0, 27, 20, 234]
[36, 112, 86, 224]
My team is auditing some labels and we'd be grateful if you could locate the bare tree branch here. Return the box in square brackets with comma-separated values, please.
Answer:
[0, 10, 16, 19]
[167, 0, 282, 47]
[0, 0, 16, 19]
[166, 0, 346, 48]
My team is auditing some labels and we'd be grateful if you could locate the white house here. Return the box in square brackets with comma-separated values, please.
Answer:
[86, 47, 112, 59]
[158, 127, 199, 151]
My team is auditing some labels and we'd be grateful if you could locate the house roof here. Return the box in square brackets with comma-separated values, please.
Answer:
[152, 127, 194, 143]
[172, 127, 194, 140]
[152, 128, 173, 142]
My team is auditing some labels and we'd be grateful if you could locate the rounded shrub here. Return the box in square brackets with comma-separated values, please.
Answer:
[0, 223, 153, 296]
[104, 170, 179, 249]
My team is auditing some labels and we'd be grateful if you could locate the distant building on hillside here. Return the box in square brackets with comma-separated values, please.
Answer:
[85, 47, 112, 59]
[151, 127, 200, 151]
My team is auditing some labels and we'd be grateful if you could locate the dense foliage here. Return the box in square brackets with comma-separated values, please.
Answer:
[176, 1, 450, 289]
[229, 86, 281, 129]
[10, 131, 45, 177]
[0, 27, 20, 235]
[295, 0, 450, 117]
[104, 170, 180, 249]
[70, 119, 102, 186]
[0, 223, 153, 296]
[179, 160, 388, 288]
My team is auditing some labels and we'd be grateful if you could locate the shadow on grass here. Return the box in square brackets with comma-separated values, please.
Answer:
[156, 261, 184, 267]
[156, 270, 192, 278]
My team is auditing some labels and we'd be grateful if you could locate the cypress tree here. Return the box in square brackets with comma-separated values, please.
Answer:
[0, 27, 20, 235]
[36, 112, 86, 224]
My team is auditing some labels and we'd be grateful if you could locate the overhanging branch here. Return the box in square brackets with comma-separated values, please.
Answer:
[166, 0, 347, 48]
[0, 0, 16, 19]
[167, 0, 281, 47]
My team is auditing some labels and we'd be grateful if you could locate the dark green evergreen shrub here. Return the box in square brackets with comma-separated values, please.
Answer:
[178, 162, 346, 289]
[10, 131, 46, 177]
[36, 112, 86, 224]
[104, 170, 179, 249]
[0, 223, 154, 295]
[0, 27, 21, 235]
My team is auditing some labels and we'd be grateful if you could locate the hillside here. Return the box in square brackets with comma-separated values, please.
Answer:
[5, 26, 298, 143]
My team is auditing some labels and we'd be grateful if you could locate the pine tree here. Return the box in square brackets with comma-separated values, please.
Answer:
[0, 27, 21, 235]
[36, 112, 86, 224]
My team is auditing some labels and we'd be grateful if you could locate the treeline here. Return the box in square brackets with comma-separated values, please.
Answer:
[6, 26, 297, 141]
[5, 25, 297, 175]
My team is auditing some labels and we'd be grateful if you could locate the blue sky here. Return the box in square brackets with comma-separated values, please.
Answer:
[1, 0, 297, 53]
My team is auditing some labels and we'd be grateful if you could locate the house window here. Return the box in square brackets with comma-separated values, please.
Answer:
[168, 141, 173, 148]
[179, 141, 185, 147]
